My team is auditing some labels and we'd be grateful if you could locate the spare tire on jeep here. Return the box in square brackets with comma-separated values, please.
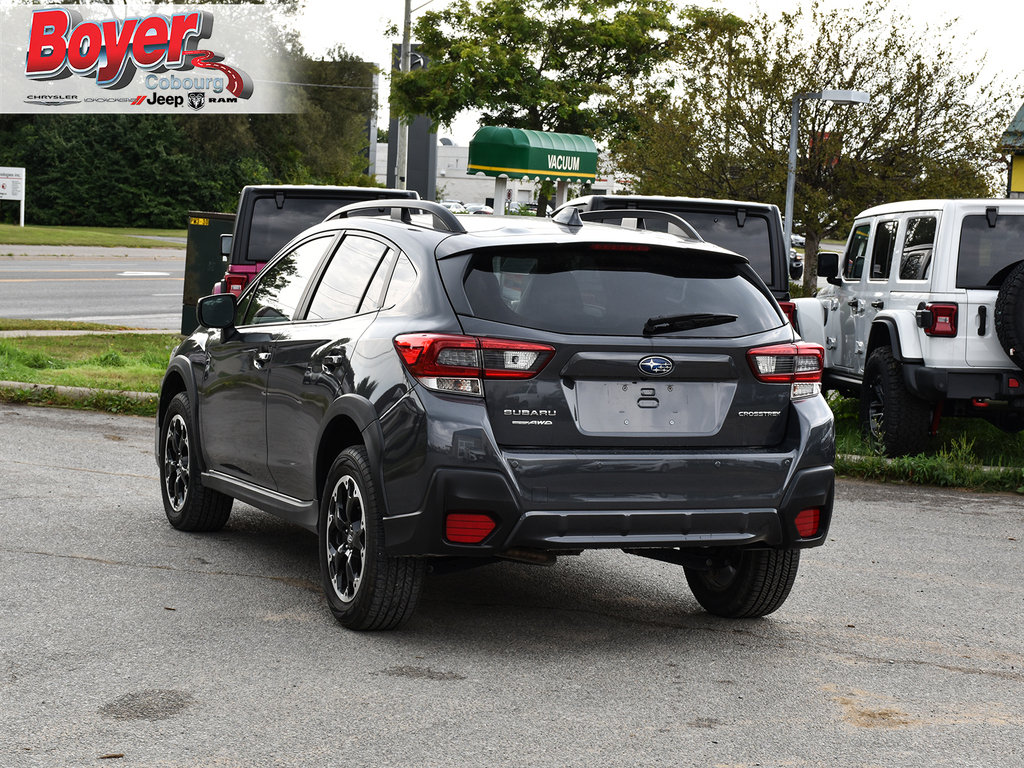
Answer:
[994, 260, 1024, 370]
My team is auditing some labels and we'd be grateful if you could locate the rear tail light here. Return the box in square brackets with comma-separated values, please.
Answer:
[224, 273, 249, 296]
[747, 342, 824, 400]
[445, 512, 497, 544]
[916, 302, 958, 337]
[778, 301, 796, 325]
[794, 508, 820, 538]
[394, 334, 554, 396]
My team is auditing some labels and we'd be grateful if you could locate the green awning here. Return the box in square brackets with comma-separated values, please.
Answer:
[468, 126, 598, 182]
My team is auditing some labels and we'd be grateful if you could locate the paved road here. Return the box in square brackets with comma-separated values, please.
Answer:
[0, 251, 185, 330]
[2, 404, 1022, 767]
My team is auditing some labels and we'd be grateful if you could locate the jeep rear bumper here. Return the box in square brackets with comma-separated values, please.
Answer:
[903, 364, 1024, 403]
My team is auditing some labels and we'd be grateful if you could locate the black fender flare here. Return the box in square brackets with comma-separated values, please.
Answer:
[866, 318, 919, 364]
[155, 355, 204, 469]
[315, 394, 387, 510]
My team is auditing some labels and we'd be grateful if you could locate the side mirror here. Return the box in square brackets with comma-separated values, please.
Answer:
[220, 233, 233, 258]
[817, 251, 840, 284]
[197, 293, 237, 330]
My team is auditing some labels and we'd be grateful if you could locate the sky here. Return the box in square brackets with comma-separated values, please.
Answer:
[297, 0, 1024, 145]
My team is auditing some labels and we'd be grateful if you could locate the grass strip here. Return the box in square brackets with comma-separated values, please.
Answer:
[0, 385, 156, 417]
[0, 318, 136, 331]
[0, 223, 185, 248]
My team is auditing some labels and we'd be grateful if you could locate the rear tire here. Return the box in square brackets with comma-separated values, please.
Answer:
[159, 391, 232, 531]
[318, 447, 424, 630]
[685, 548, 800, 618]
[859, 346, 931, 457]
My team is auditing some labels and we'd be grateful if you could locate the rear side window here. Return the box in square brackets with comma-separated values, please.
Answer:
[899, 216, 936, 280]
[957, 214, 1024, 288]
[460, 247, 781, 337]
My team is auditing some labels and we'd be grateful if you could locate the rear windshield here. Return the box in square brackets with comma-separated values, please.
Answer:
[245, 197, 360, 265]
[957, 214, 1024, 288]
[460, 247, 782, 337]
[677, 212, 773, 282]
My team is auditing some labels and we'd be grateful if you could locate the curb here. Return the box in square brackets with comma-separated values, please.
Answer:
[0, 380, 156, 402]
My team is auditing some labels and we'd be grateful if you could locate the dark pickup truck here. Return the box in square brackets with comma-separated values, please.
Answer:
[181, 185, 417, 334]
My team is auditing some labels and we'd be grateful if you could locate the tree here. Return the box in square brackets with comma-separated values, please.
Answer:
[390, 0, 681, 141]
[612, 1, 1015, 293]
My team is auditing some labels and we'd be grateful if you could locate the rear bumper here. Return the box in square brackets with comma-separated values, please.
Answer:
[380, 391, 836, 557]
[903, 364, 1024, 403]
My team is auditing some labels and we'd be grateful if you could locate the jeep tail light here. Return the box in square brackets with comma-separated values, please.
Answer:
[794, 508, 820, 538]
[394, 334, 554, 396]
[747, 342, 824, 401]
[224, 273, 249, 296]
[445, 512, 497, 544]
[916, 302, 958, 337]
[778, 301, 796, 325]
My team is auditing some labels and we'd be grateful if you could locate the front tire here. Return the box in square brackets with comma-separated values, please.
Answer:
[159, 391, 232, 531]
[685, 548, 800, 618]
[859, 346, 932, 456]
[318, 447, 424, 630]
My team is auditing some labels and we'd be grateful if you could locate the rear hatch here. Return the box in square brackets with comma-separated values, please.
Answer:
[435, 241, 798, 450]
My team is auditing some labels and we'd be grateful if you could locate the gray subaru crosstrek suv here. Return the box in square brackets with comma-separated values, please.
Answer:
[157, 200, 835, 630]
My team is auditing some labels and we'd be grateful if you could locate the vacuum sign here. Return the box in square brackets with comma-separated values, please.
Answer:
[0, 4, 292, 113]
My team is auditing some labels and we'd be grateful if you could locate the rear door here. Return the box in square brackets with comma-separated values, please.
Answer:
[443, 243, 794, 450]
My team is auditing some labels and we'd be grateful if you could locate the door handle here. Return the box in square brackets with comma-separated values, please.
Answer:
[847, 298, 860, 307]
[871, 300, 884, 309]
[254, 351, 272, 368]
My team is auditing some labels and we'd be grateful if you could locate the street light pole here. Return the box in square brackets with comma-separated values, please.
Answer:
[395, 0, 412, 190]
[783, 88, 871, 266]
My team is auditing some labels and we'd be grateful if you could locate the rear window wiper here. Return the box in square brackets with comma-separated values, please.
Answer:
[642, 313, 738, 336]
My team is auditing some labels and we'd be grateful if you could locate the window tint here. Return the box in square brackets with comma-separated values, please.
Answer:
[957, 214, 1024, 288]
[237, 236, 331, 325]
[461, 248, 781, 337]
[246, 197, 351, 265]
[843, 223, 870, 280]
[899, 216, 936, 280]
[359, 249, 396, 313]
[869, 220, 898, 280]
[671, 212, 773, 283]
[306, 235, 388, 320]
[384, 254, 417, 306]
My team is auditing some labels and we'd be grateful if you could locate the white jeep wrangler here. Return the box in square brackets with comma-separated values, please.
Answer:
[793, 199, 1024, 456]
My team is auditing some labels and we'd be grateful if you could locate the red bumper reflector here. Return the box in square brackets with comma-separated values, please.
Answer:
[445, 512, 497, 544]
[794, 508, 820, 538]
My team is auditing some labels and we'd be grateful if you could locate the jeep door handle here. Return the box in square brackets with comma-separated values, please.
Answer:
[871, 300, 884, 309]
[847, 299, 860, 307]
[253, 351, 272, 368]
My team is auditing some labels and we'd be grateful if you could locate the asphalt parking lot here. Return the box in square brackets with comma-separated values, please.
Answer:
[2, 404, 1022, 767]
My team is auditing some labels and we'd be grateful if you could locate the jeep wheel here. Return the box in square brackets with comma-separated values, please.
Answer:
[685, 548, 799, 618]
[994, 260, 1024, 370]
[319, 447, 424, 630]
[859, 347, 931, 457]
[159, 391, 232, 531]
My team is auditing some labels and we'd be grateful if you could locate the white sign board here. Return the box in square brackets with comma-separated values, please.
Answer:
[0, 166, 25, 201]
[0, 166, 26, 225]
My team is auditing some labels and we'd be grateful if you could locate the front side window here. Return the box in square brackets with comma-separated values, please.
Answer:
[899, 216, 937, 280]
[869, 220, 899, 280]
[236, 235, 332, 325]
[306, 235, 388, 320]
[843, 223, 870, 280]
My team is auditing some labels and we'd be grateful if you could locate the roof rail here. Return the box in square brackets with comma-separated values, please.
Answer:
[324, 199, 467, 234]
[578, 209, 702, 241]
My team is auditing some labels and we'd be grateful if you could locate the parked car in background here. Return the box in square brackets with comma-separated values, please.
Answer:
[158, 200, 835, 630]
[793, 199, 1024, 455]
